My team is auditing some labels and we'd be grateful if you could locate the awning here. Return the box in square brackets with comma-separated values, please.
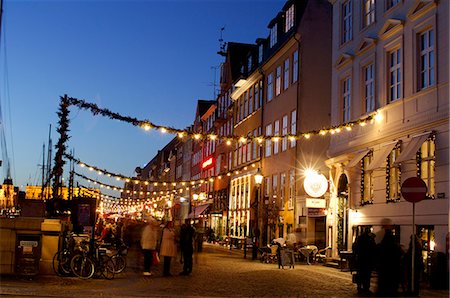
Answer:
[187, 204, 209, 219]
[395, 132, 431, 165]
[345, 149, 371, 169]
[366, 142, 399, 171]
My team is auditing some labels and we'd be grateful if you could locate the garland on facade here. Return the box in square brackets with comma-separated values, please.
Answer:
[66, 96, 376, 143]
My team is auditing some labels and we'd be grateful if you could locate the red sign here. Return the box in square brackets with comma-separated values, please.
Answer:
[401, 177, 427, 203]
[202, 157, 214, 169]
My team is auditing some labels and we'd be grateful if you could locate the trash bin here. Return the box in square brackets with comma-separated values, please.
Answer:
[429, 252, 449, 289]
[16, 234, 41, 277]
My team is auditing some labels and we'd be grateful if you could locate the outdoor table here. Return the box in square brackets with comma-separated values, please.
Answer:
[298, 245, 318, 265]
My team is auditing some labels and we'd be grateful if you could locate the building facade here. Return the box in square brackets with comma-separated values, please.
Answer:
[326, 0, 449, 274]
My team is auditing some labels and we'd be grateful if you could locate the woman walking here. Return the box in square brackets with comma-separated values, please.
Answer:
[160, 221, 177, 276]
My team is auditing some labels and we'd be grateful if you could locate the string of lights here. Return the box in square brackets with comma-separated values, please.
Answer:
[66, 96, 377, 143]
[66, 152, 261, 188]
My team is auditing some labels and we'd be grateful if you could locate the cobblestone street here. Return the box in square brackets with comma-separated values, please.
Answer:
[1, 243, 448, 297]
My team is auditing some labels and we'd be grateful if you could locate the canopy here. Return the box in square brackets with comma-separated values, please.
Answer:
[395, 132, 431, 165]
[187, 204, 209, 219]
[345, 149, 371, 169]
[366, 142, 398, 171]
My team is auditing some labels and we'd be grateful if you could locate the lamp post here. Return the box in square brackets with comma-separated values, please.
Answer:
[253, 169, 263, 260]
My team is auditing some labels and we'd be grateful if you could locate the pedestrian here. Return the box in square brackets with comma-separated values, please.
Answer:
[140, 217, 159, 276]
[405, 234, 423, 296]
[352, 227, 376, 294]
[376, 219, 402, 297]
[160, 221, 177, 276]
[179, 220, 195, 275]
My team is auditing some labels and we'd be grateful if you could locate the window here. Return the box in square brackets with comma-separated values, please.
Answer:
[285, 4, 294, 32]
[267, 73, 273, 102]
[362, 0, 375, 28]
[265, 124, 272, 157]
[288, 170, 295, 209]
[244, 92, 248, 118]
[264, 177, 271, 197]
[341, 0, 352, 44]
[270, 24, 278, 48]
[387, 143, 401, 202]
[386, 0, 400, 10]
[342, 77, 351, 122]
[284, 59, 290, 90]
[280, 173, 286, 209]
[364, 63, 375, 113]
[361, 152, 373, 205]
[254, 83, 260, 110]
[274, 120, 280, 155]
[275, 66, 282, 96]
[418, 29, 435, 90]
[247, 134, 251, 162]
[293, 51, 299, 83]
[282, 115, 288, 151]
[417, 136, 436, 198]
[248, 55, 252, 72]
[272, 174, 278, 202]
[290, 110, 296, 148]
[248, 86, 253, 114]
[259, 44, 264, 63]
[389, 48, 402, 102]
[252, 129, 257, 159]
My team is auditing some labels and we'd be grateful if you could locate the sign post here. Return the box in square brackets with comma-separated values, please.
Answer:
[401, 177, 427, 295]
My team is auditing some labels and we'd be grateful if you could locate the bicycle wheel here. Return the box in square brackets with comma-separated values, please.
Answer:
[101, 256, 115, 280]
[110, 254, 126, 273]
[53, 250, 71, 276]
[70, 254, 95, 279]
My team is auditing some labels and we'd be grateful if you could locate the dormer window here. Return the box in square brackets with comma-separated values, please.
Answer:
[285, 4, 294, 32]
[270, 24, 278, 48]
[258, 44, 264, 63]
[248, 55, 252, 72]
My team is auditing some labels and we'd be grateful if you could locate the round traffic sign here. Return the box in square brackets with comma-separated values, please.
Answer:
[401, 177, 427, 203]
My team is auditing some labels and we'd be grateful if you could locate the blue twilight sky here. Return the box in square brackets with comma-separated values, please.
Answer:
[1, 0, 285, 192]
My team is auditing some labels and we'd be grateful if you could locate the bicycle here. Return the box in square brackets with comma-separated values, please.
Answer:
[92, 243, 115, 280]
[52, 232, 82, 276]
[108, 241, 128, 274]
[70, 240, 95, 279]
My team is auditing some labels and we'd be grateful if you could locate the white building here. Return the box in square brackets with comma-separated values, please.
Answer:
[326, 0, 449, 276]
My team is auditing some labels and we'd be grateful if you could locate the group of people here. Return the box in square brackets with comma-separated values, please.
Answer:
[352, 223, 423, 296]
[140, 217, 196, 277]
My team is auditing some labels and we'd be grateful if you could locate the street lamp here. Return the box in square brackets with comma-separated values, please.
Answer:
[253, 168, 263, 260]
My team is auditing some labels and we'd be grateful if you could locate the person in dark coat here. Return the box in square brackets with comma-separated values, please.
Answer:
[352, 227, 377, 294]
[377, 227, 402, 297]
[179, 220, 195, 275]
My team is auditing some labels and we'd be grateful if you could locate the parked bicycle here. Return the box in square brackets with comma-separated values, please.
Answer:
[70, 239, 95, 279]
[107, 240, 128, 274]
[52, 232, 87, 276]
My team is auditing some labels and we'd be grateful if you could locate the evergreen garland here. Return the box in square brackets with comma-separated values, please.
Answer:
[50, 95, 71, 214]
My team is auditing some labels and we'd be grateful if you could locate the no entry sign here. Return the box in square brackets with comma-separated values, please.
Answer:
[401, 177, 427, 203]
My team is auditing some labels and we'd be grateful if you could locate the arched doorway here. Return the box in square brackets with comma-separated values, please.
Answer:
[337, 174, 349, 251]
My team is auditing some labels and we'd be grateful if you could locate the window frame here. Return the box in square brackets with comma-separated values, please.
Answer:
[341, 0, 353, 44]
[285, 4, 294, 32]
[362, 0, 376, 28]
[388, 47, 402, 102]
[417, 135, 436, 198]
[342, 76, 352, 123]
[386, 143, 401, 202]
[275, 66, 282, 96]
[267, 73, 274, 102]
[417, 28, 435, 91]
[361, 151, 374, 205]
[363, 63, 375, 113]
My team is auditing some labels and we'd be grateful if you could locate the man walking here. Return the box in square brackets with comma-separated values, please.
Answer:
[179, 220, 195, 275]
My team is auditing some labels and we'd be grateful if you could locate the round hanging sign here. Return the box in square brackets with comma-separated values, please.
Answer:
[303, 172, 328, 198]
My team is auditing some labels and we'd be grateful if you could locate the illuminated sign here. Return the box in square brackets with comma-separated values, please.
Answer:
[202, 157, 214, 169]
[306, 198, 326, 208]
[303, 172, 328, 198]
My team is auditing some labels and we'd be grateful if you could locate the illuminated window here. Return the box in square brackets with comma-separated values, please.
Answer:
[267, 73, 273, 102]
[361, 151, 373, 205]
[282, 115, 288, 151]
[290, 110, 296, 148]
[272, 174, 278, 203]
[288, 170, 295, 209]
[284, 59, 290, 90]
[265, 124, 272, 157]
[270, 24, 278, 48]
[342, 77, 351, 122]
[417, 135, 436, 198]
[285, 4, 294, 32]
[341, 0, 352, 44]
[387, 143, 401, 202]
[364, 63, 375, 113]
[280, 173, 286, 210]
[275, 66, 282, 96]
[388, 48, 402, 102]
[362, 0, 375, 28]
[273, 120, 280, 155]
[418, 29, 435, 90]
